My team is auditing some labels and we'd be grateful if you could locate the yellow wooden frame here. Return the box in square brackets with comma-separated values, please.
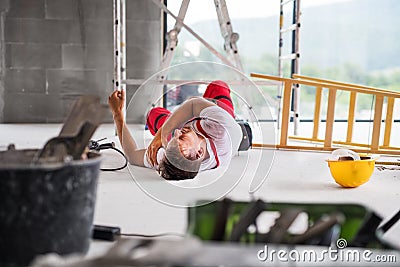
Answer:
[250, 73, 400, 155]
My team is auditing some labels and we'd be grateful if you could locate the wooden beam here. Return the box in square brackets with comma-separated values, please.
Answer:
[280, 81, 293, 146]
[346, 91, 357, 142]
[383, 97, 395, 147]
[371, 95, 384, 150]
[324, 88, 337, 148]
[312, 86, 322, 139]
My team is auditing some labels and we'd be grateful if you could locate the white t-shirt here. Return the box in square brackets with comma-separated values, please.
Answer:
[144, 106, 243, 171]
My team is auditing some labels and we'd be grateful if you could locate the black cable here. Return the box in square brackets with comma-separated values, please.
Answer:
[88, 138, 128, 171]
[100, 146, 128, 172]
[92, 224, 186, 241]
[119, 232, 186, 238]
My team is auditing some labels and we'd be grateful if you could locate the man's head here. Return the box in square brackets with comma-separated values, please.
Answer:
[158, 126, 206, 180]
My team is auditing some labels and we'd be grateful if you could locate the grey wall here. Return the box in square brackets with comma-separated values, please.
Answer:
[0, 0, 161, 123]
[0, 0, 8, 123]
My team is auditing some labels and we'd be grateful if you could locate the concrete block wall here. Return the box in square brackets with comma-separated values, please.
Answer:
[0, 0, 161, 123]
[0, 0, 9, 122]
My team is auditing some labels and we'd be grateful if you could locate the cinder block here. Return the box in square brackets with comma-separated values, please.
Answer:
[7, 0, 44, 18]
[128, 68, 160, 81]
[62, 45, 85, 69]
[45, 0, 78, 20]
[46, 0, 159, 21]
[4, 93, 63, 122]
[46, 69, 109, 96]
[84, 20, 113, 45]
[0, 84, 4, 122]
[0, 0, 9, 12]
[62, 45, 113, 70]
[2, 0, 161, 123]
[5, 69, 46, 93]
[126, 0, 160, 21]
[126, 20, 161, 46]
[5, 18, 81, 44]
[125, 84, 148, 123]
[59, 93, 113, 122]
[57, 94, 107, 120]
[81, 0, 112, 20]
[126, 44, 161, 71]
[6, 44, 62, 69]
[124, 82, 159, 123]
[5, 19, 111, 46]
[46, 0, 112, 20]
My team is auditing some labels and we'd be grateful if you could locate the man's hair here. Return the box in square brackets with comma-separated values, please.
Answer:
[157, 138, 202, 180]
[158, 157, 199, 180]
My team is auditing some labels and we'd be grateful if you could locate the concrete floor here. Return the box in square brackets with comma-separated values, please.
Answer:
[1, 123, 399, 262]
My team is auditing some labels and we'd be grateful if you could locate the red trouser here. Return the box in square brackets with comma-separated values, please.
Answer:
[146, 80, 234, 136]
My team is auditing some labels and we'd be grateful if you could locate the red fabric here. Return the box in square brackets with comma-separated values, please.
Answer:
[146, 107, 171, 136]
[146, 80, 235, 136]
[203, 80, 235, 118]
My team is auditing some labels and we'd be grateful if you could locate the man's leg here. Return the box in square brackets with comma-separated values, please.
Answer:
[146, 107, 171, 136]
[203, 80, 235, 118]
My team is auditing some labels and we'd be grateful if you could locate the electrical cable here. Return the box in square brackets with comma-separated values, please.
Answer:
[92, 224, 186, 241]
[88, 138, 128, 171]
[119, 232, 186, 238]
[100, 146, 128, 171]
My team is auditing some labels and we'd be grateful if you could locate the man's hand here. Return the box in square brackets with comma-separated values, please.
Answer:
[108, 89, 125, 118]
[146, 128, 167, 166]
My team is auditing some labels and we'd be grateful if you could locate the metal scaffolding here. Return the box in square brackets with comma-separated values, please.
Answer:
[114, 0, 248, 88]
[146, 0, 245, 82]
[113, 0, 253, 114]
[113, 0, 126, 113]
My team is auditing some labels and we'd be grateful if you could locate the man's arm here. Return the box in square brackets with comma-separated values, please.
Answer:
[147, 97, 215, 166]
[108, 90, 146, 166]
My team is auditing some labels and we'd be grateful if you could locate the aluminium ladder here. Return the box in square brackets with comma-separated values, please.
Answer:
[151, 0, 244, 84]
[113, 0, 283, 120]
[114, 0, 245, 111]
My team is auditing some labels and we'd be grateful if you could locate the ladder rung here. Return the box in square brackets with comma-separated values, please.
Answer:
[123, 79, 281, 86]
[280, 23, 298, 33]
[281, 0, 295, 6]
[279, 53, 298, 60]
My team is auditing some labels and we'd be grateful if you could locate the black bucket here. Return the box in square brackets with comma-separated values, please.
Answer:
[0, 149, 102, 266]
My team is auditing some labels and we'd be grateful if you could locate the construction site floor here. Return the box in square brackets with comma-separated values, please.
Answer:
[1, 123, 399, 264]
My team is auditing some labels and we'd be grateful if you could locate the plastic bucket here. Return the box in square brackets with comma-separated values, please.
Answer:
[0, 149, 101, 266]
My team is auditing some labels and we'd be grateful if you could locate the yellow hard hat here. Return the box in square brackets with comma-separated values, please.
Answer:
[326, 156, 376, 188]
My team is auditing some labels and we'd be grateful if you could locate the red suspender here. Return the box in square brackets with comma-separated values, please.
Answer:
[195, 119, 220, 169]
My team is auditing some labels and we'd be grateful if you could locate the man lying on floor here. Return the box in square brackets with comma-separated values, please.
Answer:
[108, 80, 243, 180]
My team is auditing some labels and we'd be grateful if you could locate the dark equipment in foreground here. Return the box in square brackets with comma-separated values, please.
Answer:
[30, 199, 400, 267]
[188, 199, 400, 249]
[0, 96, 107, 267]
